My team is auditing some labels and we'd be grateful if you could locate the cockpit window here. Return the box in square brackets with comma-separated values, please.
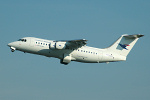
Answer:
[18, 39, 27, 42]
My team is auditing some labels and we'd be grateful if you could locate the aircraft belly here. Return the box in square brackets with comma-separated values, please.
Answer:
[72, 52, 99, 63]
[100, 52, 116, 62]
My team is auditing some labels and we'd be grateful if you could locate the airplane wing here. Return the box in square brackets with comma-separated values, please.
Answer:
[67, 39, 88, 48]
[57, 39, 88, 49]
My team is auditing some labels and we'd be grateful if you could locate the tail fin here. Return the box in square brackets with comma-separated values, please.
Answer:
[108, 34, 144, 57]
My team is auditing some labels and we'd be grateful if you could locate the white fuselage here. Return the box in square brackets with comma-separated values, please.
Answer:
[8, 37, 125, 64]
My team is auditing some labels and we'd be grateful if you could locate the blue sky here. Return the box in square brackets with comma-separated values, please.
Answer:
[0, 0, 150, 100]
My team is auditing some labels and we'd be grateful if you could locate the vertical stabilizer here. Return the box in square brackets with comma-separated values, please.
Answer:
[108, 34, 144, 57]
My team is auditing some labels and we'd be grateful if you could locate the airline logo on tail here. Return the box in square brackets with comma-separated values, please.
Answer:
[119, 44, 130, 50]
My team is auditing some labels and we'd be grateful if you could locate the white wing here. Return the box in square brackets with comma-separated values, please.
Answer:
[56, 39, 88, 49]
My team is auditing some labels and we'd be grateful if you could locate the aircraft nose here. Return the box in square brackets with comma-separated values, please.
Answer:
[7, 42, 13, 47]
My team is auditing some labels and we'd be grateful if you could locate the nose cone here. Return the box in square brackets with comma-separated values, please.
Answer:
[7, 42, 14, 47]
[7, 42, 13, 47]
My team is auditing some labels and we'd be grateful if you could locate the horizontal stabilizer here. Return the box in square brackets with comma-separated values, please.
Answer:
[123, 34, 144, 39]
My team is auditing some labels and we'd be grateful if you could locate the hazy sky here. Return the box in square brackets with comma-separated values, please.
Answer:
[0, 0, 150, 100]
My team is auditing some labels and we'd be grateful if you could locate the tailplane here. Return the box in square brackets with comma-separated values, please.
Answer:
[108, 34, 144, 57]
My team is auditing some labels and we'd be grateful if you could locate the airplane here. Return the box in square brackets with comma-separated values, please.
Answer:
[7, 34, 144, 65]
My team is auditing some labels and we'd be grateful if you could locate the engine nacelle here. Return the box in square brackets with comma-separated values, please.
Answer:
[49, 42, 56, 49]
[56, 42, 66, 49]
[49, 42, 66, 49]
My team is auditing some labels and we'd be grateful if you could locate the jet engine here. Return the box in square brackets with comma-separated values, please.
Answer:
[49, 42, 66, 49]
